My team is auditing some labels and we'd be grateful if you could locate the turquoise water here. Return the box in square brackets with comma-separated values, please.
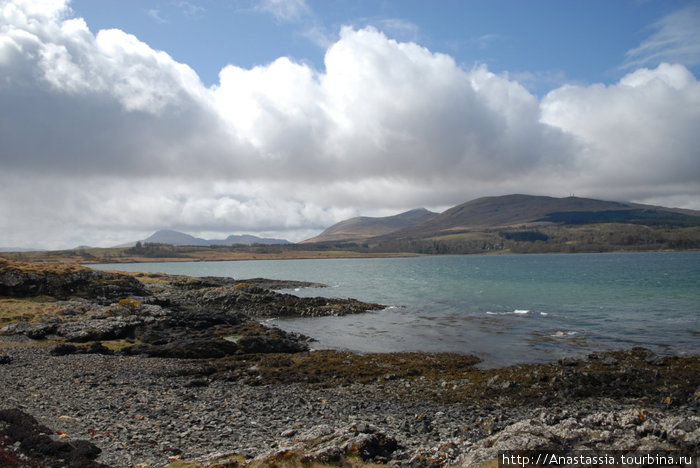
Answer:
[93, 252, 700, 367]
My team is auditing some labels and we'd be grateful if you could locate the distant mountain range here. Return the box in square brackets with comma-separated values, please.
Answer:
[304, 194, 700, 251]
[135, 229, 290, 246]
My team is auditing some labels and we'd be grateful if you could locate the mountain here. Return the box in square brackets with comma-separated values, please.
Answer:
[379, 194, 700, 240]
[303, 208, 438, 243]
[300, 194, 700, 254]
[141, 230, 290, 246]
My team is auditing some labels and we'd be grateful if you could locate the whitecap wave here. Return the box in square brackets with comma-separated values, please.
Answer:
[552, 330, 578, 337]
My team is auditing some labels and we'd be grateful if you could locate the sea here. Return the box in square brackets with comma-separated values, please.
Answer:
[92, 251, 700, 367]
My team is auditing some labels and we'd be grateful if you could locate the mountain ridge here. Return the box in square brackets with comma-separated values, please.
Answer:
[305, 194, 700, 247]
[302, 208, 438, 243]
[137, 230, 290, 247]
[379, 194, 671, 240]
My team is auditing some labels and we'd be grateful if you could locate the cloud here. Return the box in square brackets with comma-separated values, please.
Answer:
[0, 0, 699, 249]
[177, 2, 204, 17]
[146, 9, 167, 24]
[255, 0, 310, 22]
[541, 63, 700, 197]
[374, 18, 420, 42]
[624, 4, 700, 70]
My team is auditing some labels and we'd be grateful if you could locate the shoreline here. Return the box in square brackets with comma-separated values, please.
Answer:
[1, 258, 698, 466]
[1, 340, 698, 467]
[4, 247, 699, 266]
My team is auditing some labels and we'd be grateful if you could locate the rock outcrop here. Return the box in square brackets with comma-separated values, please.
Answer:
[0, 408, 109, 467]
[0, 259, 146, 303]
[0, 260, 383, 359]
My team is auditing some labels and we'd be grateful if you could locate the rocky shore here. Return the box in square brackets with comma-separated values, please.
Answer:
[1, 259, 698, 467]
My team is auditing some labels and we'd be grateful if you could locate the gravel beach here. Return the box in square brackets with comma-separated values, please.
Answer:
[1, 259, 698, 467]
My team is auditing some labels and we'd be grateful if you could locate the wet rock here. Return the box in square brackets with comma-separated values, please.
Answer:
[237, 333, 309, 354]
[127, 337, 240, 359]
[160, 284, 384, 319]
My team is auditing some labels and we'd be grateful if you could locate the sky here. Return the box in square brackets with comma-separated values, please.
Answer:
[1, 0, 699, 249]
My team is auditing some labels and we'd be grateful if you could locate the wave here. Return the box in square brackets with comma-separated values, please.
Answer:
[486, 309, 536, 316]
[552, 330, 578, 337]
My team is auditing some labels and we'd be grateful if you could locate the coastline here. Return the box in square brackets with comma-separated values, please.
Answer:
[0, 259, 698, 466]
[3, 244, 699, 266]
[1, 339, 698, 467]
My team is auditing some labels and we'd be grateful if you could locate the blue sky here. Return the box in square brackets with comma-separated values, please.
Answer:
[1, 0, 699, 249]
[70, 0, 685, 93]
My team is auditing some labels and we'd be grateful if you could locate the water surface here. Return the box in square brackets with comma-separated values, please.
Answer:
[93, 252, 700, 367]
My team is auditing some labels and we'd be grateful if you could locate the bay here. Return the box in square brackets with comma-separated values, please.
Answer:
[93, 251, 700, 367]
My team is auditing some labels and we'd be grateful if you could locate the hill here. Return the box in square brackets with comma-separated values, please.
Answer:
[142, 230, 289, 246]
[304, 194, 700, 255]
[4, 195, 698, 263]
[383, 194, 700, 240]
[302, 208, 438, 243]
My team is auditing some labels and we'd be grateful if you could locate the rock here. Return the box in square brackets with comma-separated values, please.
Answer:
[237, 333, 308, 354]
[0, 408, 110, 467]
[51, 344, 78, 356]
[185, 379, 209, 388]
[1, 320, 36, 336]
[0, 259, 147, 302]
[602, 356, 618, 366]
[86, 342, 114, 355]
[456, 409, 690, 467]
[58, 317, 140, 342]
[345, 431, 399, 461]
[256, 423, 399, 465]
[0, 352, 12, 364]
[296, 424, 335, 443]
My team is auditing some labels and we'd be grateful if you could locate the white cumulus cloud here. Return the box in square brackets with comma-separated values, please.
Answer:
[0, 0, 699, 249]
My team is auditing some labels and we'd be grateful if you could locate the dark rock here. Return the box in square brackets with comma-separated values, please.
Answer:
[237, 333, 309, 354]
[0, 260, 147, 303]
[137, 337, 240, 359]
[86, 342, 114, 355]
[0, 352, 12, 364]
[51, 344, 78, 356]
[185, 379, 209, 388]
[25, 323, 56, 340]
[0, 408, 109, 467]
[602, 356, 618, 366]
[350, 431, 399, 461]
[557, 357, 578, 366]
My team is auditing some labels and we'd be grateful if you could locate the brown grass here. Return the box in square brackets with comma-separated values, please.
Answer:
[0, 297, 63, 326]
[0, 258, 90, 275]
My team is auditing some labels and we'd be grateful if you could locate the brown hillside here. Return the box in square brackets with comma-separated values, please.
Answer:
[303, 208, 437, 243]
